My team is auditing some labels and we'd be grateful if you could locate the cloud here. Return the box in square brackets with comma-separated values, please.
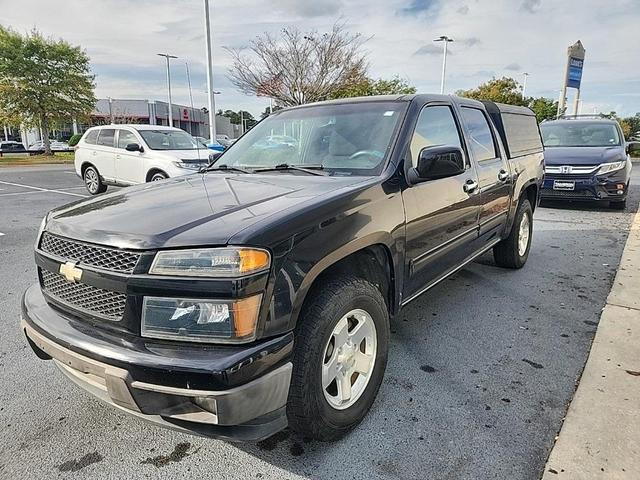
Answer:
[460, 37, 481, 47]
[398, 0, 441, 16]
[521, 0, 541, 13]
[505, 63, 522, 71]
[457, 5, 469, 15]
[413, 44, 448, 56]
[273, 0, 343, 18]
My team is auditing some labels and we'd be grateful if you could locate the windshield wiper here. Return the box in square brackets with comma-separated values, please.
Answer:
[203, 164, 252, 174]
[253, 163, 328, 176]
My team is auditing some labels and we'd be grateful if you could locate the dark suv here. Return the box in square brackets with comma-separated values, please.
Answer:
[540, 118, 632, 209]
[21, 95, 544, 441]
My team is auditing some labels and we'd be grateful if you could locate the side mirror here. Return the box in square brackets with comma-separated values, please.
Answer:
[208, 152, 222, 162]
[410, 145, 465, 182]
[125, 143, 143, 152]
[626, 142, 639, 156]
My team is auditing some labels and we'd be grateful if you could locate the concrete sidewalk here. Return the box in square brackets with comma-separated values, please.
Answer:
[542, 208, 640, 479]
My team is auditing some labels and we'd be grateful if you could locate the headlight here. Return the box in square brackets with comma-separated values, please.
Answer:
[150, 247, 270, 277]
[598, 161, 625, 175]
[142, 294, 262, 343]
[173, 161, 202, 170]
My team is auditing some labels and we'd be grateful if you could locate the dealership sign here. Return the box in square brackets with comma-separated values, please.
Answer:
[567, 57, 584, 89]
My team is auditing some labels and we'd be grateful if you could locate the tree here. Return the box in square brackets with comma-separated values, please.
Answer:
[457, 77, 528, 106]
[0, 27, 95, 155]
[529, 97, 559, 122]
[260, 105, 283, 120]
[620, 113, 640, 140]
[227, 22, 369, 107]
[330, 76, 416, 99]
[217, 109, 256, 127]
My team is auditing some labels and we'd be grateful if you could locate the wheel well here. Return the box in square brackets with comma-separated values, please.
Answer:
[306, 245, 395, 317]
[80, 162, 94, 176]
[146, 168, 167, 182]
[523, 184, 538, 212]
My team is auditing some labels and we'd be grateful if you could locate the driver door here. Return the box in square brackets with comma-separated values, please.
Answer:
[402, 104, 482, 301]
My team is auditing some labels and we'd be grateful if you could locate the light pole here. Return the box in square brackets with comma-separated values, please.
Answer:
[434, 35, 454, 94]
[203, 0, 217, 142]
[157, 53, 177, 127]
[521, 72, 529, 97]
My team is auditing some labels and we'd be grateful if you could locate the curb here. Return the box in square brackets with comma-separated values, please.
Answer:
[542, 208, 640, 479]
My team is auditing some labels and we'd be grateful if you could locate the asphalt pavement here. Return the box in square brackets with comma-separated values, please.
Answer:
[0, 165, 638, 480]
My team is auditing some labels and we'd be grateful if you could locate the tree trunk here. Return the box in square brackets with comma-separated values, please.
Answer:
[41, 115, 52, 156]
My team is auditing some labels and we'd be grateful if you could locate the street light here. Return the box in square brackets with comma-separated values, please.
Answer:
[434, 35, 454, 94]
[203, 0, 217, 142]
[157, 53, 178, 127]
[522, 72, 530, 97]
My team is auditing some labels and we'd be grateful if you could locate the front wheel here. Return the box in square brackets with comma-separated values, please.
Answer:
[287, 276, 389, 441]
[149, 172, 168, 182]
[83, 166, 107, 195]
[493, 198, 533, 269]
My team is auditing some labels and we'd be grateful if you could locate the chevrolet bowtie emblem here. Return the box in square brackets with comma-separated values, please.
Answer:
[59, 261, 83, 283]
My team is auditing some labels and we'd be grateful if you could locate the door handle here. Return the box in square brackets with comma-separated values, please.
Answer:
[463, 179, 478, 193]
[498, 170, 509, 182]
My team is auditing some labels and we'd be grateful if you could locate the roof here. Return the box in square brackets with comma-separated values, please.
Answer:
[87, 124, 183, 131]
[544, 118, 619, 125]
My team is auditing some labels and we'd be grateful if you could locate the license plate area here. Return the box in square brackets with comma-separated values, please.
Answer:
[553, 180, 575, 191]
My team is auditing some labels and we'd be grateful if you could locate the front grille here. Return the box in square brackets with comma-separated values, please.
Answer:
[545, 173, 594, 181]
[41, 269, 126, 321]
[541, 189, 595, 198]
[40, 232, 141, 273]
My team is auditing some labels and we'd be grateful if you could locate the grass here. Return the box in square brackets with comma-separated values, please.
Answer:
[0, 152, 74, 166]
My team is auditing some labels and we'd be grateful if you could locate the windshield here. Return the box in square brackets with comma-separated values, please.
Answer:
[540, 122, 621, 147]
[138, 129, 202, 150]
[212, 102, 406, 175]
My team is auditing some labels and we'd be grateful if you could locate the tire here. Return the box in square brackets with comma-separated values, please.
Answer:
[83, 165, 107, 195]
[149, 172, 168, 182]
[287, 275, 389, 441]
[610, 199, 626, 210]
[493, 198, 533, 269]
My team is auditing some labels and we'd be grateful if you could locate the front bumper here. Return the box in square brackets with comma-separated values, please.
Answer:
[21, 284, 293, 441]
[540, 172, 629, 202]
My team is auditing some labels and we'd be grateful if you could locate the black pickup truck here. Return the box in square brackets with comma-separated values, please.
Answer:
[21, 94, 544, 442]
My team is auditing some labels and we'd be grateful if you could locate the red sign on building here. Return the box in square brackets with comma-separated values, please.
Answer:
[182, 108, 190, 121]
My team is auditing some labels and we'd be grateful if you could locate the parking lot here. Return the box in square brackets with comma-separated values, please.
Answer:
[0, 164, 638, 480]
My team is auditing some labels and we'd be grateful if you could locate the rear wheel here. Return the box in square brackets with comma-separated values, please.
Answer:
[83, 165, 107, 195]
[287, 275, 389, 441]
[493, 198, 533, 269]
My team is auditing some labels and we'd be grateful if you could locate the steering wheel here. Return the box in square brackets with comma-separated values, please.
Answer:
[348, 150, 384, 168]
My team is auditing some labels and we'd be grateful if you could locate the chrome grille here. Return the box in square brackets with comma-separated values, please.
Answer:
[541, 189, 595, 198]
[41, 270, 126, 321]
[40, 232, 140, 273]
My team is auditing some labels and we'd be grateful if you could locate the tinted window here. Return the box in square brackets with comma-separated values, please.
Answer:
[96, 129, 115, 147]
[540, 122, 621, 147]
[138, 130, 200, 150]
[83, 130, 99, 145]
[410, 106, 462, 167]
[501, 113, 543, 157]
[461, 108, 497, 161]
[117, 130, 138, 149]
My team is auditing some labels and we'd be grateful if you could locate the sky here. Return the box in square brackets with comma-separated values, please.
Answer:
[1, 0, 639, 118]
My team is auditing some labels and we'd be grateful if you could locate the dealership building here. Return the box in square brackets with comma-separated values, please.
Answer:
[16, 98, 239, 148]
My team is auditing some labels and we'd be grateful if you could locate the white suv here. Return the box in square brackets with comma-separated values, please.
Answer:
[75, 125, 212, 194]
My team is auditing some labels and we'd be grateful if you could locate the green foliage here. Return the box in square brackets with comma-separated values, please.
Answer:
[330, 76, 417, 99]
[217, 109, 257, 127]
[68, 133, 82, 147]
[619, 113, 640, 139]
[0, 27, 96, 154]
[457, 76, 559, 122]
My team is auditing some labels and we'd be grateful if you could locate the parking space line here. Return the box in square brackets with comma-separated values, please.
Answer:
[0, 180, 88, 198]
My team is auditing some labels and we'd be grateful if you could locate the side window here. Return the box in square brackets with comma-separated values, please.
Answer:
[84, 130, 99, 145]
[117, 130, 138, 149]
[96, 129, 115, 147]
[460, 108, 497, 161]
[410, 105, 463, 167]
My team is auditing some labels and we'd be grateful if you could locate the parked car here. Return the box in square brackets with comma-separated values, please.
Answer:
[74, 125, 213, 194]
[540, 118, 632, 209]
[203, 136, 227, 151]
[0, 140, 26, 153]
[22, 95, 544, 442]
[28, 140, 70, 151]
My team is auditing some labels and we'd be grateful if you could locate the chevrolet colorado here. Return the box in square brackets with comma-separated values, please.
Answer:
[21, 94, 544, 442]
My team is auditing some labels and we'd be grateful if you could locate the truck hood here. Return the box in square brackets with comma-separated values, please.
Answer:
[46, 173, 370, 249]
[544, 146, 625, 166]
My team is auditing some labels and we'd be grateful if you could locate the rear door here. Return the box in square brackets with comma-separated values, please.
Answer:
[93, 128, 117, 180]
[402, 103, 482, 302]
[458, 106, 512, 242]
[114, 129, 144, 184]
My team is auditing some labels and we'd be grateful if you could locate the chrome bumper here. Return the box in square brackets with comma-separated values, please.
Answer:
[22, 319, 292, 439]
